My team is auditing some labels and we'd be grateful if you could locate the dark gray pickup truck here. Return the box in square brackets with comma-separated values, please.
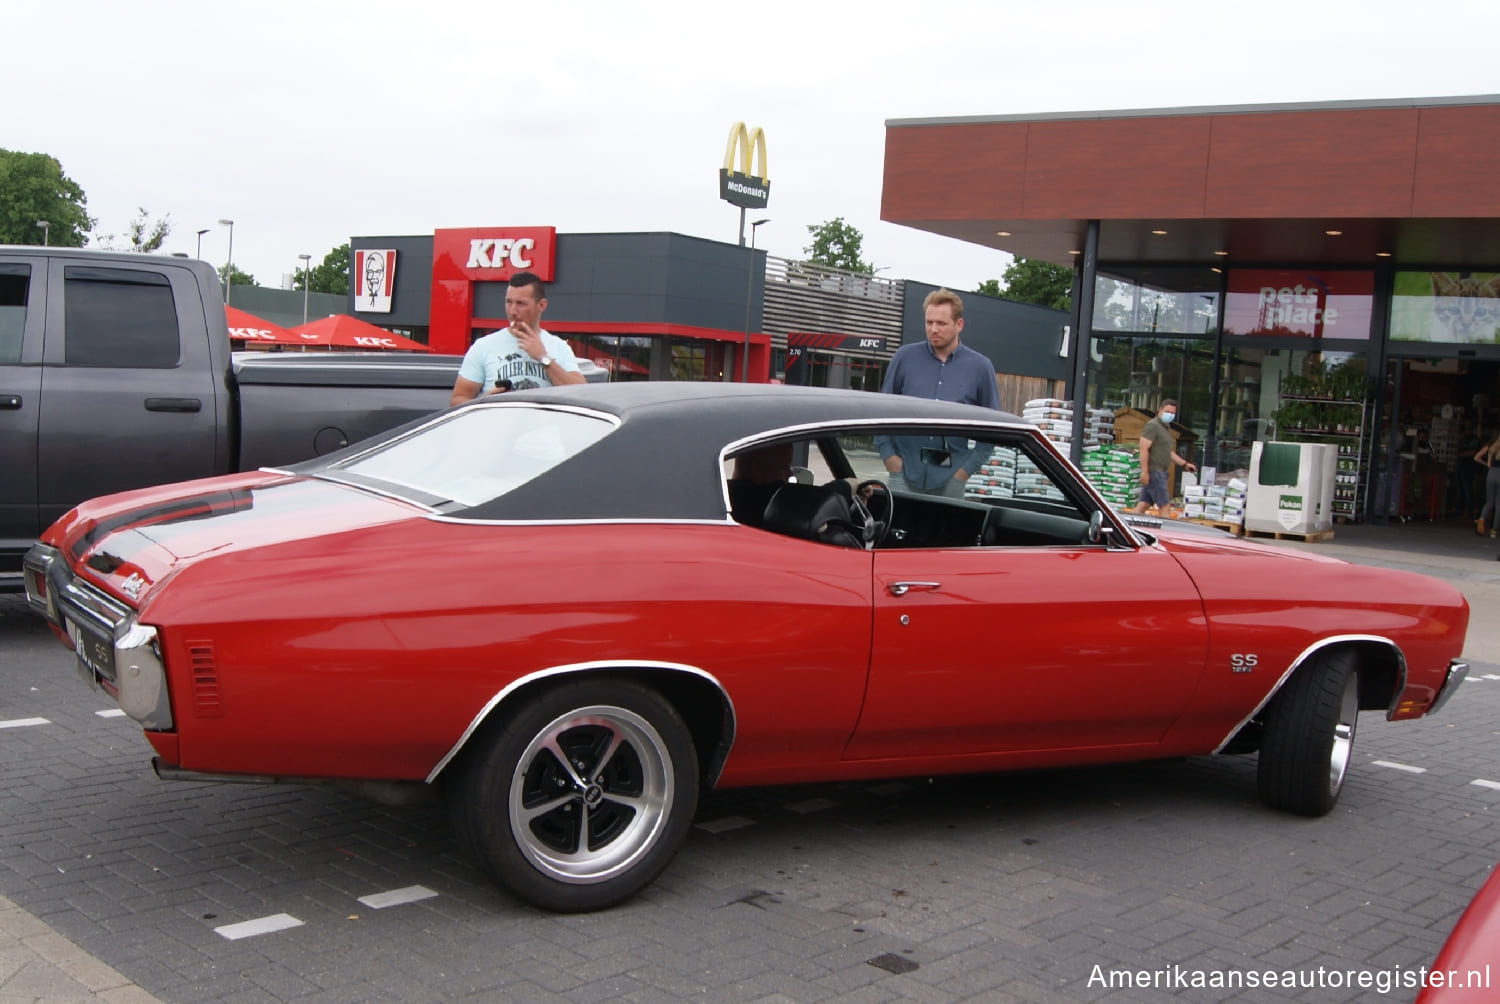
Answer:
[0, 247, 463, 587]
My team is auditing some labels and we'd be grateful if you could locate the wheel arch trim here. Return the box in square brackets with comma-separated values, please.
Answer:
[426, 660, 736, 785]
[1213, 634, 1406, 754]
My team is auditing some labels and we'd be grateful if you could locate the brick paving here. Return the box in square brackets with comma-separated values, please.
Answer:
[1, 523, 1498, 1002]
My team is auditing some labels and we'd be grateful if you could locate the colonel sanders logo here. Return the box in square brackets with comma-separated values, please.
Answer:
[354, 249, 396, 314]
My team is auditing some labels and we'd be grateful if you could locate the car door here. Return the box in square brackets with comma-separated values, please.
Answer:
[844, 437, 1209, 761]
[0, 256, 45, 571]
[36, 261, 221, 529]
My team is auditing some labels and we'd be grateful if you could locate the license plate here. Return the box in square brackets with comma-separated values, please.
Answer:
[66, 618, 115, 683]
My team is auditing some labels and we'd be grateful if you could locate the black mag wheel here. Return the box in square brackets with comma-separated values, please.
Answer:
[453, 680, 698, 912]
[1256, 649, 1359, 817]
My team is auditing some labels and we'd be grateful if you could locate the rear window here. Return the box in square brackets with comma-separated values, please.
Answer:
[64, 266, 180, 368]
[335, 404, 615, 505]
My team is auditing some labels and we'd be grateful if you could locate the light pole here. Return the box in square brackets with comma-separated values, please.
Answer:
[298, 254, 312, 324]
[196, 228, 209, 258]
[740, 218, 769, 381]
[35, 220, 49, 246]
[218, 219, 235, 304]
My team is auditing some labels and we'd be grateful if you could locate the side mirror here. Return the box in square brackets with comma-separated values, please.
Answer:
[790, 466, 814, 485]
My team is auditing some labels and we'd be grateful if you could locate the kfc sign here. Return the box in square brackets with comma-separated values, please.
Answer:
[433, 227, 556, 282]
[354, 249, 397, 314]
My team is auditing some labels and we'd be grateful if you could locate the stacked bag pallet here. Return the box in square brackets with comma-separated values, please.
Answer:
[1021, 398, 1074, 450]
[1080, 444, 1140, 510]
[965, 445, 1018, 501]
[1181, 476, 1249, 530]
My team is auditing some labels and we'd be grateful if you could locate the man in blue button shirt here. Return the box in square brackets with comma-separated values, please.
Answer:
[876, 288, 999, 496]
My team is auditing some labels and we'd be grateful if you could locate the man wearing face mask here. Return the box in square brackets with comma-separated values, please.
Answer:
[1130, 398, 1196, 515]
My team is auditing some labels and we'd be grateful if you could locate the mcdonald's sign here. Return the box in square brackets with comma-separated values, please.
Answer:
[720, 121, 770, 209]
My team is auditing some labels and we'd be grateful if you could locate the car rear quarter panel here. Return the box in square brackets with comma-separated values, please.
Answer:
[141, 521, 874, 782]
[1161, 534, 1469, 746]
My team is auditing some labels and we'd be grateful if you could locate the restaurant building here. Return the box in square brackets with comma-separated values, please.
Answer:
[881, 94, 1500, 524]
[349, 228, 1069, 400]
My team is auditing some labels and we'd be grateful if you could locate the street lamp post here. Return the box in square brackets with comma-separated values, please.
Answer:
[740, 218, 769, 382]
[35, 220, 49, 246]
[196, 228, 209, 259]
[218, 219, 235, 304]
[298, 254, 312, 324]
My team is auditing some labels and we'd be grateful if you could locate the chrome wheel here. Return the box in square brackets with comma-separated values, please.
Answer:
[509, 705, 674, 885]
[1328, 669, 1359, 796]
[1257, 648, 1360, 817]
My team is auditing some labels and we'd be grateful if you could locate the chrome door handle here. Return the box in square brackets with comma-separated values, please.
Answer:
[888, 581, 941, 597]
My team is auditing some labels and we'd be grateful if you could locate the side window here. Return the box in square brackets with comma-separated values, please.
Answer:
[63, 266, 180, 368]
[0, 264, 29, 364]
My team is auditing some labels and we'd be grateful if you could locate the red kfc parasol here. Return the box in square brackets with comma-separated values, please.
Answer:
[290, 314, 430, 351]
[225, 305, 325, 346]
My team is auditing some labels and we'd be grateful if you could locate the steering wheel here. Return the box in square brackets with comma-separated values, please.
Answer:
[855, 479, 894, 549]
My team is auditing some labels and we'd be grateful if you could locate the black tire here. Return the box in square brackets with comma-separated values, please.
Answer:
[451, 679, 699, 912]
[1257, 650, 1359, 816]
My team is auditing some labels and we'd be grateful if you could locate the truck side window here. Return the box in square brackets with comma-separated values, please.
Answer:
[0, 264, 27, 364]
[63, 266, 180, 368]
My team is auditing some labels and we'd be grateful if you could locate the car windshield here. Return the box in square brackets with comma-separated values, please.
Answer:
[334, 404, 616, 505]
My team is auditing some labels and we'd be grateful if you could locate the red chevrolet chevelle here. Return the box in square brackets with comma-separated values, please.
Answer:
[24, 383, 1470, 911]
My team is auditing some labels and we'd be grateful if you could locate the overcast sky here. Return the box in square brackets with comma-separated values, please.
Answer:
[10, 0, 1499, 293]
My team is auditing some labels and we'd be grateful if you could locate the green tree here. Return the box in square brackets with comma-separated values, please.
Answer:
[0, 149, 93, 246]
[294, 243, 349, 295]
[93, 207, 173, 253]
[803, 217, 873, 274]
[218, 263, 259, 289]
[974, 279, 1003, 297]
[1000, 257, 1073, 311]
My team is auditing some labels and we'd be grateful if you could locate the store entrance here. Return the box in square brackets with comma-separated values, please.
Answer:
[1374, 357, 1500, 524]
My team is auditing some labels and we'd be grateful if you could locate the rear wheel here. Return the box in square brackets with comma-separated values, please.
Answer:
[452, 679, 698, 912]
[1257, 650, 1359, 816]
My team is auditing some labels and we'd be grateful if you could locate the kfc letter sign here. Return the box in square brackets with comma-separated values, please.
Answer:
[432, 227, 556, 282]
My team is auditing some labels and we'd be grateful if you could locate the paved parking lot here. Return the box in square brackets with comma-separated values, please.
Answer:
[3, 528, 1499, 1003]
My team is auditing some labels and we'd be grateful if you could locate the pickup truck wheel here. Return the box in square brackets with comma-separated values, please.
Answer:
[1256, 650, 1359, 817]
[452, 680, 698, 912]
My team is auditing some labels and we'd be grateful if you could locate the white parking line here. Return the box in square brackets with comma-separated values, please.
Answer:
[95, 709, 127, 718]
[0, 718, 49, 729]
[214, 914, 304, 940]
[358, 885, 438, 909]
[1484, 674, 1500, 681]
[1372, 760, 1427, 774]
[1471, 779, 1500, 790]
[696, 815, 755, 834]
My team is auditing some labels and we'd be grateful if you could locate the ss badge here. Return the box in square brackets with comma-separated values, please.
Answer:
[1230, 653, 1258, 674]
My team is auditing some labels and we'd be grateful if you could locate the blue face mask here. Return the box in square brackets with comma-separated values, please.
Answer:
[1160, 411, 1175, 424]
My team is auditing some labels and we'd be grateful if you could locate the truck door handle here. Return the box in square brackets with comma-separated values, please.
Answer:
[144, 397, 202, 413]
[888, 581, 941, 597]
[0, 394, 19, 410]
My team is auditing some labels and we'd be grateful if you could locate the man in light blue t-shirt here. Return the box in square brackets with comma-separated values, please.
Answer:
[449, 272, 585, 405]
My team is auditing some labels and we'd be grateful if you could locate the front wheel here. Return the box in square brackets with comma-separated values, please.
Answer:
[451, 679, 699, 912]
[1256, 650, 1359, 816]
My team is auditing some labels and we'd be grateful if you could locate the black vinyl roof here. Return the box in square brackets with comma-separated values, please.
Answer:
[435, 382, 1028, 522]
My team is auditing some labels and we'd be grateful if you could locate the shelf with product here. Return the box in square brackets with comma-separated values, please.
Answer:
[1272, 369, 1370, 523]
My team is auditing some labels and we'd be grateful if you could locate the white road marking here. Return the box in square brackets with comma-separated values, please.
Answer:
[1471, 779, 1500, 790]
[358, 885, 438, 909]
[215, 914, 304, 940]
[95, 709, 127, 718]
[696, 815, 756, 834]
[1372, 760, 1427, 774]
[1484, 674, 1500, 681]
[0, 718, 49, 729]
